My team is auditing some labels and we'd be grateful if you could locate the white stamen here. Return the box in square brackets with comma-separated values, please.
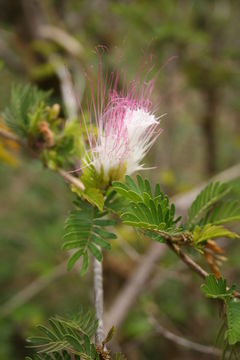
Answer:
[93, 107, 160, 176]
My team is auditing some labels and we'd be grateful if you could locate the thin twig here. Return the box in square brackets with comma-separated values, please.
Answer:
[148, 315, 221, 357]
[49, 55, 79, 119]
[166, 240, 240, 299]
[38, 25, 84, 57]
[0, 255, 84, 318]
[93, 254, 105, 345]
[166, 240, 208, 279]
[57, 168, 85, 191]
[0, 261, 67, 318]
[0, 128, 24, 145]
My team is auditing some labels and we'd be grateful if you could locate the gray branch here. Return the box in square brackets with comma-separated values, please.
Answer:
[148, 315, 221, 357]
[93, 254, 105, 345]
[0, 261, 67, 318]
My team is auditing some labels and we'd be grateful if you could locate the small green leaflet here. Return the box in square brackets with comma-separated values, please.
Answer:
[201, 274, 235, 300]
[187, 182, 231, 228]
[201, 200, 240, 226]
[27, 309, 99, 359]
[26, 308, 127, 360]
[2, 84, 50, 137]
[63, 199, 116, 273]
[72, 184, 104, 212]
[26, 352, 79, 360]
[226, 299, 240, 345]
[193, 224, 239, 246]
[202, 275, 240, 352]
[71, 164, 104, 212]
[104, 189, 129, 215]
[112, 175, 181, 235]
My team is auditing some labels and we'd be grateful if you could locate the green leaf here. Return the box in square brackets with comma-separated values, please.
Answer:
[202, 200, 240, 226]
[2, 84, 50, 137]
[103, 326, 115, 345]
[187, 182, 231, 228]
[193, 224, 239, 246]
[27, 351, 82, 359]
[64, 335, 83, 352]
[63, 199, 115, 272]
[28, 310, 98, 358]
[82, 187, 104, 212]
[201, 274, 235, 300]
[88, 243, 103, 261]
[80, 163, 106, 193]
[226, 299, 240, 345]
[112, 175, 180, 237]
[104, 189, 129, 215]
[67, 250, 84, 271]
[80, 252, 89, 275]
[64, 309, 98, 337]
[92, 235, 111, 250]
[27, 308, 125, 359]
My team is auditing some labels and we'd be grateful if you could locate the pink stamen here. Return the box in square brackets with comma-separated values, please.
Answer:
[76, 54, 163, 177]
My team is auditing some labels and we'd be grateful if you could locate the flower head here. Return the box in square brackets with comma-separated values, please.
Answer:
[80, 61, 162, 182]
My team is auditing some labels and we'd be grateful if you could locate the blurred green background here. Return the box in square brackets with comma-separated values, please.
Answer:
[0, 0, 239, 359]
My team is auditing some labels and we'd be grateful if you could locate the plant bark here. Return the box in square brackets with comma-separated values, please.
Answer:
[93, 254, 105, 345]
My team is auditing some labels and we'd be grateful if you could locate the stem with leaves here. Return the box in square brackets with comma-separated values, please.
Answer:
[166, 240, 208, 278]
[166, 240, 240, 299]
[0, 127, 108, 346]
[1, 89, 240, 356]
[0, 128, 85, 191]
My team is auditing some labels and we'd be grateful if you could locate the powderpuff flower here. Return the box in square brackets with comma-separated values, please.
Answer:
[80, 61, 163, 182]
